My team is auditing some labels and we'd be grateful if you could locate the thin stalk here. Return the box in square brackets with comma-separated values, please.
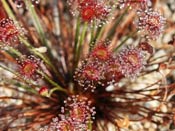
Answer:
[78, 22, 88, 51]
[1, 0, 16, 20]
[0, 64, 18, 76]
[9, 47, 22, 56]
[74, 22, 88, 68]
[72, 17, 81, 75]
[114, 30, 138, 52]
[13, 81, 37, 94]
[25, 1, 64, 79]
[74, 17, 81, 48]
[25, 1, 50, 52]
[89, 21, 96, 51]
[37, 70, 67, 93]
[88, 119, 93, 131]
[107, 7, 129, 39]
[48, 86, 67, 97]
[91, 24, 104, 46]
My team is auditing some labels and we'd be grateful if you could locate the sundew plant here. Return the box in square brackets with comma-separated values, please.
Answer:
[0, 0, 175, 131]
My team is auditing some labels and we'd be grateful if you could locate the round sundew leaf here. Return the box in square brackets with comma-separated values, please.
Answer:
[117, 45, 146, 78]
[136, 9, 166, 40]
[0, 18, 25, 48]
[16, 55, 42, 81]
[81, 7, 96, 21]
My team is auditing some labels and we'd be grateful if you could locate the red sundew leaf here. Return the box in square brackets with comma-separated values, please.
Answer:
[83, 65, 100, 81]
[22, 61, 38, 77]
[16, 55, 42, 81]
[89, 43, 111, 61]
[63, 95, 95, 124]
[81, 6, 96, 21]
[68, 0, 113, 26]
[137, 9, 166, 40]
[78, 0, 109, 22]
[117, 45, 146, 78]
[39, 95, 95, 131]
[0, 18, 25, 48]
